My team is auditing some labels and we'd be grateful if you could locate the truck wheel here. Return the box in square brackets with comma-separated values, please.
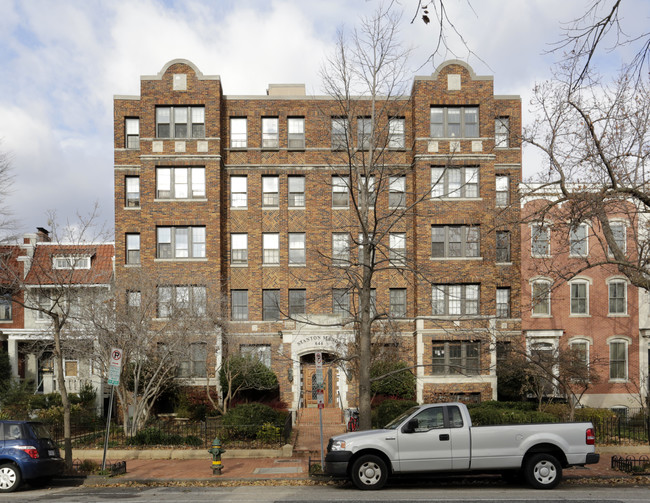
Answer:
[351, 454, 388, 490]
[524, 453, 562, 490]
[0, 463, 22, 493]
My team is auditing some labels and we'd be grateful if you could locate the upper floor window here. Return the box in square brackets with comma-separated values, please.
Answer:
[288, 176, 305, 208]
[157, 226, 206, 259]
[52, 256, 90, 269]
[178, 342, 207, 378]
[390, 288, 407, 317]
[125, 176, 140, 207]
[262, 289, 281, 320]
[126, 290, 141, 314]
[156, 167, 205, 199]
[388, 117, 405, 149]
[430, 106, 479, 138]
[288, 117, 305, 149]
[332, 176, 350, 208]
[432, 341, 480, 375]
[158, 285, 206, 318]
[431, 225, 480, 258]
[608, 279, 627, 315]
[230, 117, 247, 148]
[359, 175, 376, 208]
[289, 289, 306, 317]
[125, 118, 140, 149]
[262, 117, 279, 148]
[570, 224, 589, 257]
[332, 288, 350, 316]
[496, 287, 510, 318]
[532, 279, 551, 316]
[357, 117, 372, 149]
[262, 176, 279, 207]
[289, 233, 306, 265]
[156, 106, 205, 138]
[609, 339, 628, 380]
[496, 230, 511, 263]
[495, 175, 509, 207]
[432, 284, 479, 316]
[495, 117, 509, 147]
[241, 344, 272, 368]
[0, 293, 12, 321]
[332, 233, 349, 266]
[332, 117, 348, 150]
[231, 233, 248, 265]
[231, 290, 248, 320]
[389, 232, 406, 266]
[531, 224, 550, 257]
[431, 166, 478, 198]
[389, 176, 406, 208]
[231, 176, 247, 208]
[126, 233, 140, 265]
[608, 222, 627, 256]
[263, 233, 280, 265]
[570, 280, 589, 315]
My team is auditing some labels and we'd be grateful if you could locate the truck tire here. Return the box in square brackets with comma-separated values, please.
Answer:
[0, 463, 22, 493]
[351, 454, 388, 490]
[524, 453, 562, 490]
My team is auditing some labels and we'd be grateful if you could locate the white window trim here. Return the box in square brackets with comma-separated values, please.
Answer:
[607, 336, 631, 382]
[568, 277, 592, 317]
[530, 223, 551, 258]
[530, 276, 552, 318]
[606, 276, 629, 316]
[569, 222, 590, 258]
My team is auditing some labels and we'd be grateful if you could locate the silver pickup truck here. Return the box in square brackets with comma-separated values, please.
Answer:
[324, 402, 599, 490]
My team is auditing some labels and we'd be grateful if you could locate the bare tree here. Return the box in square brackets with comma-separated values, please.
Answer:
[0, 142, 17, 241]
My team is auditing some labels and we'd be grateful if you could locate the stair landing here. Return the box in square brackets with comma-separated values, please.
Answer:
[293, 407, 347, 456]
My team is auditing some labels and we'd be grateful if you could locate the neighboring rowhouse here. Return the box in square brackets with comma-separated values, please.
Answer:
[113, 59, 522, 411]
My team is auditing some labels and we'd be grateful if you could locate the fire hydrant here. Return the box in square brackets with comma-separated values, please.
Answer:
[208, 437, 226, 475]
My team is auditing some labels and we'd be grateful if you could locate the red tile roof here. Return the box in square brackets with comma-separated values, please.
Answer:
[24, 243, 114, 285]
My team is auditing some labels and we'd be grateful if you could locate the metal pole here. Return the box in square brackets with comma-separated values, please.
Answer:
[101, 386, 114, 471]
[318, 406, 324, 468]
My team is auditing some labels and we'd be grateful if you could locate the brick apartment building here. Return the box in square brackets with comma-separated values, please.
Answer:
[113, 59, 522, 411]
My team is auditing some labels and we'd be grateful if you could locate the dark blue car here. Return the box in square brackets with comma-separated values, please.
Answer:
[0, 420, 65, 492]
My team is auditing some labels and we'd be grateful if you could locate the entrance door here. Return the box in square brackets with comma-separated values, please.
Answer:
[303, 365, 337, 407]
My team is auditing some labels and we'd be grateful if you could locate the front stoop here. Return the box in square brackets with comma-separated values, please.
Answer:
[293, 407, 347, 457]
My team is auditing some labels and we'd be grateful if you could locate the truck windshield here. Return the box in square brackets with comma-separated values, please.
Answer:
[384, 406, 420, 429]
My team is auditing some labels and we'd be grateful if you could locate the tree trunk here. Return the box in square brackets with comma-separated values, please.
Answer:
[53, 318, 72, 470]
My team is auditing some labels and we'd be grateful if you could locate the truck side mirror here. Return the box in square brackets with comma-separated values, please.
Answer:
[403, 419, 418, 433]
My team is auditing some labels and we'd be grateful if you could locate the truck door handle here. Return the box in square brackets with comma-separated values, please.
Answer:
[439, 434, 450, 441]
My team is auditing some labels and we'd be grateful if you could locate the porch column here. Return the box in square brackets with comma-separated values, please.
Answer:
[7, 336, 18, 378]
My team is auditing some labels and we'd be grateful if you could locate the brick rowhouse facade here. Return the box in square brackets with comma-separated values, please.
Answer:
[113, 59, 522, 411]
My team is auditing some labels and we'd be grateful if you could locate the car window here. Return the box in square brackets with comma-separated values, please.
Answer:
[411, 407, 444, 431]
[448, 406, 464, 428]
[4, 423, 23, 440]
[385, 406, 420, 430]
[29, 422, 53, 440]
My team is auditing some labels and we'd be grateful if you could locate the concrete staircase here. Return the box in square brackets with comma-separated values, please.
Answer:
[293, 407, 347, 457]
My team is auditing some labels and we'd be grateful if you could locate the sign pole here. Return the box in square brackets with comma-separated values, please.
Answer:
[102, 347, 123, 471]
[315, 352, 325, 467]
[101, 386, 114, 471]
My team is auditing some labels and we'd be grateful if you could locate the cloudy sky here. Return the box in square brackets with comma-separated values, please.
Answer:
[0, 0, 647, 239]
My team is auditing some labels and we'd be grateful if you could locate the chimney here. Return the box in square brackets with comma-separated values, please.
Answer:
[36, 227, 51, 243]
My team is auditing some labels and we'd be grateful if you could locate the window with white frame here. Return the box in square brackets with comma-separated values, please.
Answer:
[230, 176, 247, 208]
[289, 233, 306, 265]
[126, 290, 141, 313]
[0, 293, 12, 321]
[432, 341, 480, 375]
[431, 166, 479, 198]
[389, 176, 406, 208]
[388, 117, 405, 148]
[156, 227, 205, 259]
[332, 233, 349, 266]
[332, 176, 350, 208]
[178, 342, 207, 378]
[332, 288, 350, 316]
[390, 288, 407, 317]
[359, 175, 376, 207]
[532, 280, 551, 315]
[262, 290, 280, 320]
[608, 279, 627, 314]
[126, 233, 140, 265]
[529, 341, 558, 395]
[241, 344, 272, 368]
[357, 117, 372, 149]
[262, 117, 279, 148]
[570, 339, 590, 375]
[430, 107, 479, 138]
[288, 117, 305, 149]
[609, 222, 627, 256]
[157, 285, 206, 318]
[263, 233, 280, 265]
[231, 290, 248, 320]
[35, 291, 51, 320]
[570, 224, 589, 257]
[288, 176, 305, 207]
[389, 233, 406, 266]
[230, 117, 247, 148]
[496, 287, 510, 318]
[125, 176, 140, 207]
[156, 106, 205, 138]
[495, 175, 509, 207]
[431, 225, 480, 258]
[289, 289, 306, 317]
[570, 280, 589, 315]
[531, 224, 550, 257]
[262, 176, 279, 207]
[496, 230, 510, 263]
[432, 284, 479, 316]
[495, 117, 509, 147]
[53, 256, 91, 270]
[125, 118, 140, 149]
[609, 339, 628, 380]
[156, 167, 205, 199]
[231, 234, 248, 265]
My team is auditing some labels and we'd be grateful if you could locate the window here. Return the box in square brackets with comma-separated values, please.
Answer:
[52, 256, 90, 269]
[495, 175, 509, 207]
[609, 222, 626, 255]
[358, 232, 373, 264]
[156, 227, 205, 259]
[156, 106, 205, 138]
[333, 288, 350, 316]
[332, 233, 349, 266]
[388, 117, 405, 148]
[495, 117, 509, 147]
[35, 291, 51, 320]
[126, 233, 140, 265]
[532, 280, 551, 315]
[359, 175, 376, 207]
[262, 176, 279, 207]
[496, 287, 510, 318]
[231, 234, 248, 265]
[529, 342, 558, 395]
[288, 117, 305, 149]
[390, 288, 406, 317]
[262, 117, 279, 148]
[609, 340, 628, 380]
[357, 117, 372, 149]
[389, 233, 406, 266]
[64, 360, 78, 378]
[531, 224, 550, 257]
[158, 285, 206, 318]
[289, 289, 306, 317]
[125, 176, 140, 207]
[289, 233, 306, 265]
[332, 176, 350, 208]
[432, 284, 479, 315]
[262, 290, 280, 320]
[263, 233, 280, 265]
[496, 231, 510, 263]
[126, 290, 141, 314]
[288, 176, 305, 207]
[230, 117, 247, 148]
[431, 225, 480, 258]
[432, 341, 480, 375]
[0, 293, 11, 321]
[570, 339, 589, 375]
[125, 118, 140, 149]
[156, 167, 205, 199]
[332, 117, 348, 149]
[431, 167, 478, 198]
[570, 281, 588, 315]
[241, 344, 272, 368]
[231, 176, 247, 208]
[570, 224, 589, 257]
[609, 280, 627, 314]
[430, 107, 479, 138]
[231, 290, 248, 320]
[389, 176, 406, 208]
[179, 342, 207, 378]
